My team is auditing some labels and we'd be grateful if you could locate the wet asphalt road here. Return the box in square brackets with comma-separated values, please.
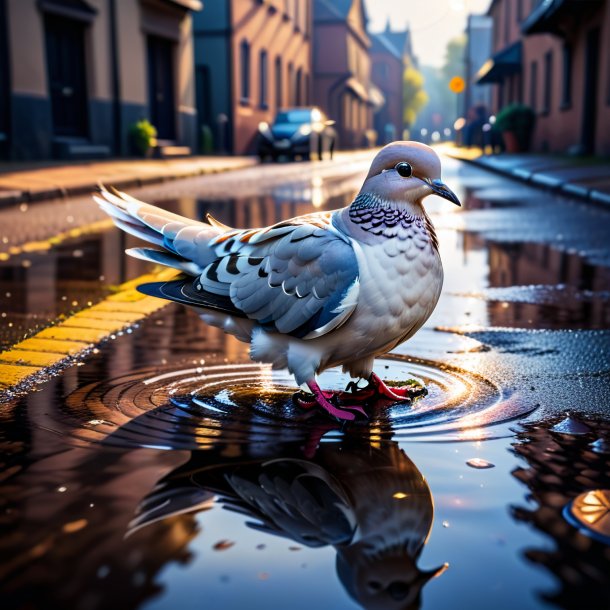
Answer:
[1, 151, 610, 610]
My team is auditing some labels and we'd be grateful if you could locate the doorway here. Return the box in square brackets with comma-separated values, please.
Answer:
[581, 26, 600, 154]
[44, 14, 89, 138]
[147, 35, 176, 140]
[0, 0, 9, 157]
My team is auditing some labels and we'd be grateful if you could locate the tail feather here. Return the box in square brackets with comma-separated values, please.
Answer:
[126, 247, 202, 276]
[95, 185, 221, 269]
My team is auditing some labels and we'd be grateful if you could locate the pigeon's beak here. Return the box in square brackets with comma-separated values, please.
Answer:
[427, 179, 461, 206]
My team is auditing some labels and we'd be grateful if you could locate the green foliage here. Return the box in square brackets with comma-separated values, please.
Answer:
[200, 124, 214, 155]
[403, 61, 429, 128]
[494, 104, 536, 150]
[441, 34, 467, 85]
[129, 119, 157, 157]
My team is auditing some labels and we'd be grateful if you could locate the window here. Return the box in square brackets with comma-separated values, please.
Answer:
[275, 57, 282, 109]
[561, 43, 572, 109]
[259, 49, 268, 108]
[543, 50, 553, 114]
[240, 39, 250, 103]
[504, 0, 511, 44]
[287, 62, 294, 106]
[296, 67, 302, 105]
[530, 60, 538, 112]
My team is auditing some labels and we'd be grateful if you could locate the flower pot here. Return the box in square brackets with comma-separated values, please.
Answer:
[502, 130, 521, 153]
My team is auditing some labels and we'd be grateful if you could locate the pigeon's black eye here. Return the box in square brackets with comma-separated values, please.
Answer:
[395, 162, 413, 178]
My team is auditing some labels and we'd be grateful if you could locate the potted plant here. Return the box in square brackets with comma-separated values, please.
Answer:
[493, 104, 536, 153]
[129, 119, 157, 157]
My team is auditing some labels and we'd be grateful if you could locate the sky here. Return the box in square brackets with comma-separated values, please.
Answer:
[364, 0, 491, 67]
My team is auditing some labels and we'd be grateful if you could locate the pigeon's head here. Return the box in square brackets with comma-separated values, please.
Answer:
[362, 141, 460, 207]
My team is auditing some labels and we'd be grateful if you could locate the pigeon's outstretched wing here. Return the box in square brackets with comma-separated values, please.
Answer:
[96, 186, 360, 341]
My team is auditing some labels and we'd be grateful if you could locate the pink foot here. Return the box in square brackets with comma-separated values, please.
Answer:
[369, 373, 424, 401]
[294, 380, 367, 421]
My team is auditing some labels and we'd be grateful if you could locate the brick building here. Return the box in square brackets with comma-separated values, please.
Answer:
[369, 24, 415, 144]
[0, 0, 200, 161]
[312, 0, 375, 149]
[477, 0, 610, 155]
[193, 0, 312, 155]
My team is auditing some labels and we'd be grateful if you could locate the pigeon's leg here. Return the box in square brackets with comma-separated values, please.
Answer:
[298, 379, 367, 421]
[369, 373, 423, 402]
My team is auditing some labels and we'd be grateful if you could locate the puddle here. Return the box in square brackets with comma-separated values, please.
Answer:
[2, 156, 610, 609]
[47, 356, 529, 451]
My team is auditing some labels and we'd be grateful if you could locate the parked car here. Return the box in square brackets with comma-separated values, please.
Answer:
[257, 107, 336, 161]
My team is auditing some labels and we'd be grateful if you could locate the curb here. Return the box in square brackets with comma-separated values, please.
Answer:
[0, 158, 258, 208]
[444, 150, 610, 209]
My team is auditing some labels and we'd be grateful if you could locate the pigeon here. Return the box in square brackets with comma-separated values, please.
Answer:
[95, 141, 460, 420]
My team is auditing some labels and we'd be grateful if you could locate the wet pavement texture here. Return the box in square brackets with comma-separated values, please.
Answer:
[1, 153, 610, 610]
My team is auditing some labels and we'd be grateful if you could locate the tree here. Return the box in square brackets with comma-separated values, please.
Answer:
[403, 60, 428, 129]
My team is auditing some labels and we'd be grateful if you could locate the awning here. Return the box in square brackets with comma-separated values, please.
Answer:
[475, 41, 522, 84]
[345, 77, 370, 103]
[368, 84, 385, 110]
[522, 0, 601, 36]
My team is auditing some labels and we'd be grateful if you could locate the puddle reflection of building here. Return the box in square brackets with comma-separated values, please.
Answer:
[131, 434, 447, 610]
[511, 424, 610, 610]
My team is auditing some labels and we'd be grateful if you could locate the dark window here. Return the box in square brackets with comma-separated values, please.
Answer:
[561, 44, 572, 109]
[287, 62, 294, 106]
[259, 49, 268, 108]
[530, 60, 538, 111]
[275, 57, 282, 109]
[296, 67, 302, 105]
[543, 50, 552, 114]
[240, 39, 250, 103]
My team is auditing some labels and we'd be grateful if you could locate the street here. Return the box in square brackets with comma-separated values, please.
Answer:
[1, 151, 610, 609]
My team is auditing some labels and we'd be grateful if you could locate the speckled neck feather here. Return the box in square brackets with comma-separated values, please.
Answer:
[348, 193, 438, 251]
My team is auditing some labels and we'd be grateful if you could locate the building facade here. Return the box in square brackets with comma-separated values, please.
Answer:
[193, 0, 312, 155]
[463, 14, 493, 116]
[312, 0, 374, 149]
[369, 24, 414, 144]
[478, 0, 610, 155]
[0, 0, 200, 161]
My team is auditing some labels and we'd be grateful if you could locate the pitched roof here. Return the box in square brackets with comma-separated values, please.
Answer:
[314, 0, 353, 22]
[370, 31, 402, 59]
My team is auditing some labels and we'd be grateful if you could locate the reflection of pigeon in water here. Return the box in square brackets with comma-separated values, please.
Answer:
[96, 141, 459, 420]
[128, 441, 448, 610]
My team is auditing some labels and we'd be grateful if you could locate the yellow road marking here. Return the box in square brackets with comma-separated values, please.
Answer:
[0, 219, 114, 262]
[0, 267, 178, 393]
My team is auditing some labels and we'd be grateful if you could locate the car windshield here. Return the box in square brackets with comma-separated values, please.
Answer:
[274, 110, 312, 125]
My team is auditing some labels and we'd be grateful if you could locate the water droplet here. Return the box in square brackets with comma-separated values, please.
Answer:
[213, 540, 235, 551]
[551, 414, 591, 435]
[442, 520, 450, 528]
[466, 458, 495, 469]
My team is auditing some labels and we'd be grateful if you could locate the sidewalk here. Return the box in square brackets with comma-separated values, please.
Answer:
[439, 144, 610, 207]
[0, 155, 257, 207]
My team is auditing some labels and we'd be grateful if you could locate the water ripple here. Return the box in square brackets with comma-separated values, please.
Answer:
[54, 355, 534, 450]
